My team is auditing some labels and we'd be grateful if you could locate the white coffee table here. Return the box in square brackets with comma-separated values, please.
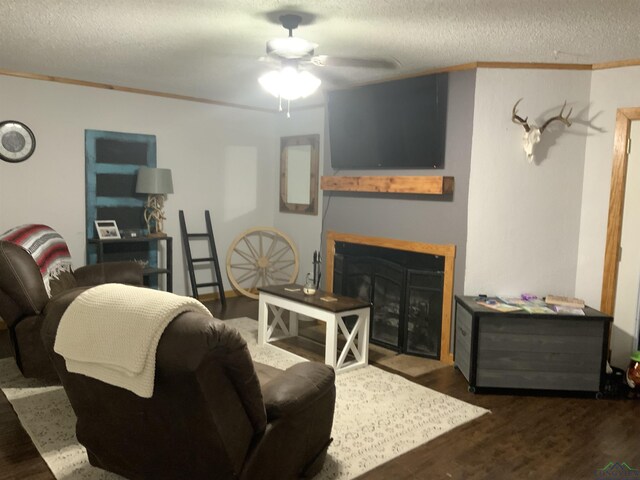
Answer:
[258, 284, 371, 373]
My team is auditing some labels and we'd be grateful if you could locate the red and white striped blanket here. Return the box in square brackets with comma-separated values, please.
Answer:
[0, 224, 73, 296]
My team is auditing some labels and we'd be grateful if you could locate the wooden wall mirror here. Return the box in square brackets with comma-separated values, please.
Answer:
[279, 134, 320, 215]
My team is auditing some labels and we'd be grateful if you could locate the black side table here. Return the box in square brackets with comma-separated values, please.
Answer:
[87, 236, 173, 292]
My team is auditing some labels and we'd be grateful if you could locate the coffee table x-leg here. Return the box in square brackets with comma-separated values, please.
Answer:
[258, 291, 370, 373]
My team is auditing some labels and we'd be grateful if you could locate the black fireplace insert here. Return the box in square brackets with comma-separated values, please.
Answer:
[332, 241, 444, 359]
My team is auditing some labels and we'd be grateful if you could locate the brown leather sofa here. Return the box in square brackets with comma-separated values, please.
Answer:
[41, 287, 336, 480]
[0, 240, 143, 380]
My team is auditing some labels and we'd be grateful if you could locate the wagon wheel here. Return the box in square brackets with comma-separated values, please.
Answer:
[226, 227, 299, 299]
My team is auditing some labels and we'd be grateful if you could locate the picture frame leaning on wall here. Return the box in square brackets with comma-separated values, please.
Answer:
[95, 220, 121, 240]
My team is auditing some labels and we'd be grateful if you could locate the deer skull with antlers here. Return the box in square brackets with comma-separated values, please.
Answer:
[512, 99, 572, 163]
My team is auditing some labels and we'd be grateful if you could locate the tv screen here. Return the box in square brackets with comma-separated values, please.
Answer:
[327, 73, 448, 169]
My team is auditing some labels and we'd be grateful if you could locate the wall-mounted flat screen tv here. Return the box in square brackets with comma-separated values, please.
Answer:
[327, 72, 448, 169]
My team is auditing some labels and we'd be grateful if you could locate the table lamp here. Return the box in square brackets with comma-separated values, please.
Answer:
[135, 167, 173, 237]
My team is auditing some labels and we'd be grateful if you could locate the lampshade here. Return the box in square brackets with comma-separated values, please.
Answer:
[136, 167, 173, 195]
[259, 67, 321, 101]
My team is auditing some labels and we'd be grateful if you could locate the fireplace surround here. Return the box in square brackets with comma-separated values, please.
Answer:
[326, 231, 455, 363]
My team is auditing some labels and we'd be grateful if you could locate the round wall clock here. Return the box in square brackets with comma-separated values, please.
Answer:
[0, 120, 36, 163]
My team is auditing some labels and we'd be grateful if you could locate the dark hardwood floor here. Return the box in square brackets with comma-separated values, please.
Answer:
[1, 297, 639, 480]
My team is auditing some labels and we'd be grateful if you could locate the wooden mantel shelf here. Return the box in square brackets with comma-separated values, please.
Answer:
[320, 175, 454, 195]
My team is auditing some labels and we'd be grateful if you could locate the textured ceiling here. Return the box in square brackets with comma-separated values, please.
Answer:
[1, 0, 639, 110]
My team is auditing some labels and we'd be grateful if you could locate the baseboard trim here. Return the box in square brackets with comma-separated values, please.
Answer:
[197, 290, 242, 302]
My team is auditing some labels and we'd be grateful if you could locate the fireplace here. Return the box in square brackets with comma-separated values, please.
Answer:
[326, 231, 455, 363]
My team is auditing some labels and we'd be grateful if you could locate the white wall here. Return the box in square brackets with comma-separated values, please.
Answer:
[273, 107, 325, 283]
[576, 66, 640, 305]
[576, 66, 640, 365]
[465, 68, 591, 297]
[0, 75, 278, 296]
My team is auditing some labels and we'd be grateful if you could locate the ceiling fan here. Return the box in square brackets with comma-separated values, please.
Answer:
[258, 14, 398, 113]
[263, 14, 398, 70]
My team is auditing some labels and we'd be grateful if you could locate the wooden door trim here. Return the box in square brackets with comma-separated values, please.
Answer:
[601, 107, 640, 314]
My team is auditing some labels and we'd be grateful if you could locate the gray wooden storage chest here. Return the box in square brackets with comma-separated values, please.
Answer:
[454, 296, 613, 396]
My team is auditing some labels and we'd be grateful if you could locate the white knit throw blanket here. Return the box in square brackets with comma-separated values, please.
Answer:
[53, 284, 212, 398]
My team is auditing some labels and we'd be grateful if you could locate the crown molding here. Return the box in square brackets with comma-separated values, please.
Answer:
[1, 57, 639, 110]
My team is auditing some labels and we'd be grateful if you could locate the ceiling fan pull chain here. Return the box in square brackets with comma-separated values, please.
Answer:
[278, 95, 283, 112]
[287, 100, 291, 118]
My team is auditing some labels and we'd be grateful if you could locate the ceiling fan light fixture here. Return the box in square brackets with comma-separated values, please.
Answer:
[258, 67, 321, 101]
[267, 37, 317, 58]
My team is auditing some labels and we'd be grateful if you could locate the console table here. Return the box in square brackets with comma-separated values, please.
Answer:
[454, 295, 612, 397]
[87, 236, 173, 292]
[258, 284, 371, 373]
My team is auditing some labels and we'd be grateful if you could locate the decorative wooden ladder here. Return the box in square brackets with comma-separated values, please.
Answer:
[179, 210, 226, 306]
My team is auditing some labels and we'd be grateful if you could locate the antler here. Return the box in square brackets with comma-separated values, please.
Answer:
[511, 98, 531, 132]
[539, 101, 572, 133]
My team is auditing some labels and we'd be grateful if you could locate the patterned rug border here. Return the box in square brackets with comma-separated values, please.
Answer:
[0, 317, 489, 479]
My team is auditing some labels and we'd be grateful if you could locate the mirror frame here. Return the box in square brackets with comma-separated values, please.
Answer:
[279, 134, 320, 215]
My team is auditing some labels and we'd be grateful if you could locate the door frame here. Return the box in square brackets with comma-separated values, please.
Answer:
[601, 107, 640, 315]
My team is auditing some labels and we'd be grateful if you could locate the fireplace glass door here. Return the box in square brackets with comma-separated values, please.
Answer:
[404, 270, 443, 358]
[333, 242, 445, 358]
[338, 256, 404, 350]
[370, 262, 404, 349]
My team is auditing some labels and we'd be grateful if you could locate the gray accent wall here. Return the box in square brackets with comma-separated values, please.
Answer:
[321, 69, 476, 298]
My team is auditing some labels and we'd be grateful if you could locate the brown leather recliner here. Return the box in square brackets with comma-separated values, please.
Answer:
[0, 240, 144, 379]
[41, 288, 336, 480]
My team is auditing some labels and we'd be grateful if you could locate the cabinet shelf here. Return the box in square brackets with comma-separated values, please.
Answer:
[87, 236, 173, 292]
[320, 176, 454, 195]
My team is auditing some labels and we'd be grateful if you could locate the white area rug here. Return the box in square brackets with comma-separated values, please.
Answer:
[0, 317, 488, 479]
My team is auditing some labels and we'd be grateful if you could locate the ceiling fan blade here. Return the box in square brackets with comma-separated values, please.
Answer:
[311, 55, 399, 69]
[258, 55, 281, 66]
[313, 68, 350, 88]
